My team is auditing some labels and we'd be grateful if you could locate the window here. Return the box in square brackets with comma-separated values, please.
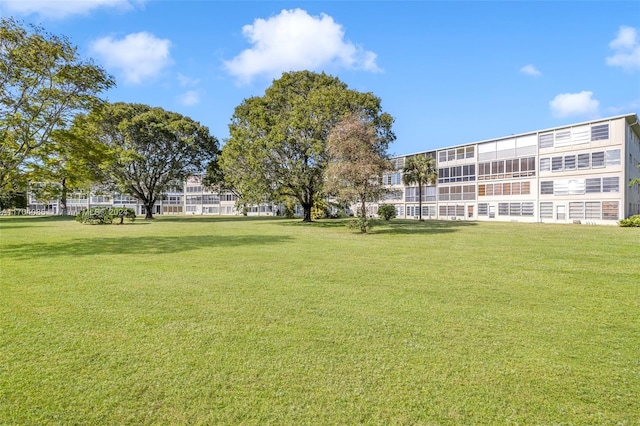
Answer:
[578, 153, 590, 169]
[462, 185, 476, 200]
[585, 178, 601, 193]
[448, 149, 455, 161]
[450, 186, 462, 200]
[540, 202, 553, 219]
[457, 148, 465, 160]
[569, 202, 584, 219]
[564, 155, 576, 170]
[602, 201, 618, 220]
[466, 146, 475, 159]
[552, 156, 563, 172]
[478, 203, 488, 216]
[555, 130, 571, 144]
[591, 151, 605, 168]
[509, 203, 521, 216]
[522, 203, 534, 216]
[602, 177, 619, 193]
[606, 149, 621, 166]
[539, 133, 554, 148]
[540, 158, 550, 172]
[498, 203, 509, 215]
[541, 181, 554, 195]
[591, 123, 609, 141]
[585, 202, 601, 220]
[554, 180, 569, 195]
[568, 180, 585, 195]
[439, 151, 447, 163]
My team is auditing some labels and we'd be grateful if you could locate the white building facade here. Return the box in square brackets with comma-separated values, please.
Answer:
[25, 113, 640, 225]
[380, 113, 640, 225]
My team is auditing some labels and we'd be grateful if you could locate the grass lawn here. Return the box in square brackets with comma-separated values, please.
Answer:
[1, 215, 639, 424]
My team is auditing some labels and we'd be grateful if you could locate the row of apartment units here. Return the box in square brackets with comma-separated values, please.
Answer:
[28, 113, 640, 225]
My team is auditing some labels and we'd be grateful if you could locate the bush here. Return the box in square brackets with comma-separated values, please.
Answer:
[619, 214, 640, 227]
[377, 204, 397, 221]
[348, 216, 374, 233]
[76, 207, 136, 225]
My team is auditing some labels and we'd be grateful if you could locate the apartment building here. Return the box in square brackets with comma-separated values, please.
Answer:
[381, 113, 640, 224]
[24, 113, 639, 225]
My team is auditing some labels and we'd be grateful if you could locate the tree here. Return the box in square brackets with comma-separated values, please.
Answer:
[27, 119, 112, 215]
[325, 113, 393, 221]
[84, 102, 218, 219]
[0, 18, 114, 194]
[402, 154, 438, 221]
[630, 164, 640, 187]
[221, 71, 395, 222]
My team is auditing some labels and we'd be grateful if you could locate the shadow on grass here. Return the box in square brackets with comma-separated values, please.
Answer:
[374, 219, 478, 235]
[278, 218, 478, 235]
[156, 215, 284, 224]
[0, 234, 292, 260]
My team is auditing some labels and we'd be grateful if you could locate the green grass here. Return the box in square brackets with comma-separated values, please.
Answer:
[1, 215, 639, 424]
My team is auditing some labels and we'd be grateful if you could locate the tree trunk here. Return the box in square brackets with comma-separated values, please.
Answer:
[361, 198, 366, 219]
[302, 204, 312, 222]
[144, 201, 155, 219]
[60, 177, 68, 216]
[418, 181, 423, 221]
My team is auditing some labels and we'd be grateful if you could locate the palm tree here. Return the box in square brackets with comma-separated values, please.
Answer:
[402, 154, 438, 221]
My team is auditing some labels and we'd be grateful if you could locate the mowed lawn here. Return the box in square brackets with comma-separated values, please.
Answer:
[1, 215, 638, 425]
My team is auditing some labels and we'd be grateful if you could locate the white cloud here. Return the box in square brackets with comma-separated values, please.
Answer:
[606, 26, 640, 72]
[1, 0, 142, 19]
[223, 8, 381, 84]
[519, 64, 541, 76]
[549, 91, 600, 118]
[177, 90, 200, 107]
[177, 73, 200, 87]
[90, 32, 172, 84]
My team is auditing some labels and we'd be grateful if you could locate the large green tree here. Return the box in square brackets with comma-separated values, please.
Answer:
[0, 18, 114, 193]
[402, 154, 438, 221]
[221, 71, 395, 222]
[325, 113, 393, 219]
[84, 102, 218, 219]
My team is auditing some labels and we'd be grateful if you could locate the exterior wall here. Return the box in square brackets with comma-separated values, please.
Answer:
[378, 114, 640, 225]
[22, 113, 640, 225]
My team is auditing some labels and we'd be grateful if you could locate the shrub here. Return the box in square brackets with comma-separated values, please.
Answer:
[349, 216, 374, 233]
[76, 207, 136, 225]
[377, 204, 397, 221]
[311, 198, 328, 220]
[619, 214, 640, 227]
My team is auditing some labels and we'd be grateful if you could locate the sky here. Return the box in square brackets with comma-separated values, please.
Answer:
[1, 0, 639, 156]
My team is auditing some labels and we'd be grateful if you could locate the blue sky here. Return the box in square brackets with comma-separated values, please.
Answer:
[2, 0, 639, 155]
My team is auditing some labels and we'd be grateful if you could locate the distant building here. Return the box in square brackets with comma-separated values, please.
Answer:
[24, 113, 640, 225]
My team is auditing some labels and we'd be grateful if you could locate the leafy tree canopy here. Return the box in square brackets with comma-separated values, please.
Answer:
[0, 18, 114, 193]
[402, 154, 438, 221]
[81, 102, 219, 219]
[325, 113, 393, 219]
[220, 71, 395, 222]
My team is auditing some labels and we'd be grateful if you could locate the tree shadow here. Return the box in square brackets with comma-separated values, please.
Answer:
[373, 219, 478, 235]
[277, 218, 478, 235]
[0, 234, 293, 260]
[155, 215, 284, 224]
